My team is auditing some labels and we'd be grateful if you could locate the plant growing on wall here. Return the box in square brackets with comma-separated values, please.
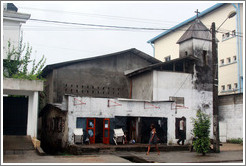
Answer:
[192, 109, 211, 155]
[3, 40, 46, 80]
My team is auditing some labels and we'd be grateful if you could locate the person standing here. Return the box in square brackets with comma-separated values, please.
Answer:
[177, 116, 185, 145]
[146, 124, 160, 155]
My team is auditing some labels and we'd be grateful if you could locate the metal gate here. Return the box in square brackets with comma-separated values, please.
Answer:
[3, 96, 28, 135]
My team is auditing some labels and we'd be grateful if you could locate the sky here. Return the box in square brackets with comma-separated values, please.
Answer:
[10, 1, 218, 66]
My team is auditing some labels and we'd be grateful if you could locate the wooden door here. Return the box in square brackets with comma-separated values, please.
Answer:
[103, 118, 110, 144]
[87, 118, 96, 144]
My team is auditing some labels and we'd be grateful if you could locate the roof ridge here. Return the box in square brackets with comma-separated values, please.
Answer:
[147, 3, 225, 43]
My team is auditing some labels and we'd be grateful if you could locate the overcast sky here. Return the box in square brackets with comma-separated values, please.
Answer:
[12, 1, 218, 66]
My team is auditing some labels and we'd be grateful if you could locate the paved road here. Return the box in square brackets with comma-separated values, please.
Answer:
[3, 150, 243, 164]
[3, 150, 131, 163]
[3, 143, 244, 164]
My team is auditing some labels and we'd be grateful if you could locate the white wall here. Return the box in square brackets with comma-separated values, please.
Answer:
[66, 69, 214, 145]
[67, 96, 172, 144]
[219, 103, 243, 141]
[3, 19, 21, 59]
[153, 71, 214, 143]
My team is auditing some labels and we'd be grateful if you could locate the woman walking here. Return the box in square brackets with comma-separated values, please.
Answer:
[146, 124, 160, 155]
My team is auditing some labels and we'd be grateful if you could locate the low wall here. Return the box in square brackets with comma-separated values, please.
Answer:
[219, 93, 243, 142]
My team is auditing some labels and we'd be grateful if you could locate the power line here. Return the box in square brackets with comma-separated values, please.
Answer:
[172, 74, 191, 97]
[18, 6, 179, 25]
[8, 16, 211, 32]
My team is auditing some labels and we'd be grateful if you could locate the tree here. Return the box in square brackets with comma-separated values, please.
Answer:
[192, 109, 211, 155]
[3, 40, 46, 80]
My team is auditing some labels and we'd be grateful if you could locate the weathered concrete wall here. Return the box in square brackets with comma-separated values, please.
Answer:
[3, 78, 44, 138]
[66, 93, 213, 145]
[40, 105, 68, 153]
[218, 93, 243, 142]
[47, 52, 153, 103]
[152, 71, 213, 142]
[192, 39, 213, 92]
[179, 39, 193, 57]
[3, 78, 43, 93]
[67, 96, 172, 144]
[131, 71, 153, 100]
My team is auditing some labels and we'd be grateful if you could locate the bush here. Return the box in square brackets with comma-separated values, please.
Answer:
[227, 138, 243, 144]
[192, 109, 211, 155]
[3, 40, 46, 80]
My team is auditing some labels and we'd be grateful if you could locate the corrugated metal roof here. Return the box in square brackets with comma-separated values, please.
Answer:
[126, 56, 198, 77]
[147, 3, 225, 44]
[41, 48, 161, 77]
[176, 19, 212, 44]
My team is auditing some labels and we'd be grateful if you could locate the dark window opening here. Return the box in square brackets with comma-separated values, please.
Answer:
[203, 50, 207, 66]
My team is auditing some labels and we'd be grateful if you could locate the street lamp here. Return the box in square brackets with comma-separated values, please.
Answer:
[217, 11, 237, 30]
[211, 11, 237, 153]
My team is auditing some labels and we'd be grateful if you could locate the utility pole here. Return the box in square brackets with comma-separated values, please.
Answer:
[211, 22, 220, 153]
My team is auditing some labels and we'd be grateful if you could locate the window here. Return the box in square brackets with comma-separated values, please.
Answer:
[203, 50, 207, 66]
[221, 85, 225, 91]
[185, 51, 188, 56]
[227, 57, 231, 63]
[164, 56, 171, 62]
[226, 32, 230, 38]
[233, 56, 237, 62]
[169, 96, 184, 106]
[220, 59, 224, 65]
[227, 84, 231, 90]
[234, 83, 238, 89]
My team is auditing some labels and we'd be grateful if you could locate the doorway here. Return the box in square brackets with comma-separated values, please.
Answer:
[86, 118, 110, 144]
[3, 96, 28, 135]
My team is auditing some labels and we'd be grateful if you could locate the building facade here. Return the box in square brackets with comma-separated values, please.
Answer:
[2, 3, 43, 138]
[148, 3, 243, 96]
[3, 3, 31, 59]
[40, 19, 216, 153]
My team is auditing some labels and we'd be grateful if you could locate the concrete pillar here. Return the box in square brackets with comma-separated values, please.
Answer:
[27, 91, 39, 138]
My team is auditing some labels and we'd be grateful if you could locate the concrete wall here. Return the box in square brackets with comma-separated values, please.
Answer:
[66, 68, 214, 145]
[46, 52, 153, 103]
[3, 19, 21, 59]
[218, 93, 243, 142]
[131, 71, 153, 100]
[3, 78, 43, 93]
[3, 9, 30, 59]
[3, 78, 44, 138]
[40, 105, 68, 153]
[152, 71, 213, 141]
[179, 39, 193, 57]
[66, 96, 172, 144]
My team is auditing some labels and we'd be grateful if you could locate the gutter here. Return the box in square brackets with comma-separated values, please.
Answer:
[232, 3, 243, 93]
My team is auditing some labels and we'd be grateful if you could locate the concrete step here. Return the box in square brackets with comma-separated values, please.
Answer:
[3, 135, 35, 155]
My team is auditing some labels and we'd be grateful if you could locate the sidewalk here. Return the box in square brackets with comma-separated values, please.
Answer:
[116, 150, 243, 163]
[3, 143, 243, 164]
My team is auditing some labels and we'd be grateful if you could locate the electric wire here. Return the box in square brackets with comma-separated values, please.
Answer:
[18, 6, 180, 25]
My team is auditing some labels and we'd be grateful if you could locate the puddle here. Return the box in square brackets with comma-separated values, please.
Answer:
[121, 156, 153, 163]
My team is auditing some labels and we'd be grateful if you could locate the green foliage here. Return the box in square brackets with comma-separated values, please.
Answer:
[3, 40, 46, 80]
[227, 138, 243, 144]
[192, 109, 211, 155]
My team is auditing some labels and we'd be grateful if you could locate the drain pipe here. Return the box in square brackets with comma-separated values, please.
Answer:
[150, 43, 155, 58]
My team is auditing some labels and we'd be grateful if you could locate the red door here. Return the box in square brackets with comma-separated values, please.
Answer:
[86, 118, 96, 144]
[103, 118, 110, 144]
